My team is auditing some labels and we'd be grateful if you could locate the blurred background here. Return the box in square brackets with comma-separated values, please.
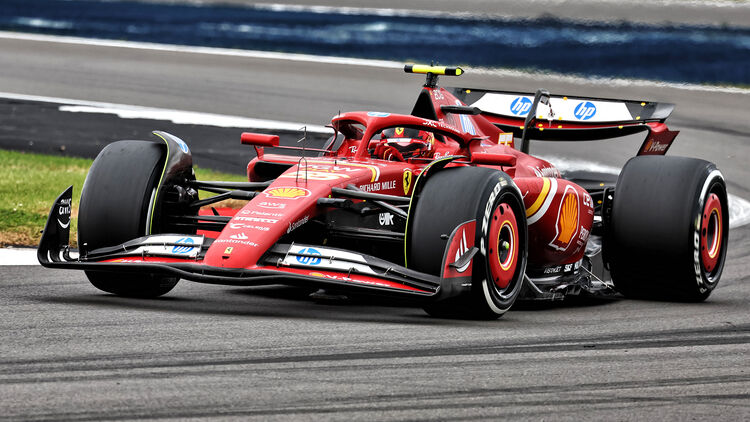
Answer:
[1, 0, 749, 85]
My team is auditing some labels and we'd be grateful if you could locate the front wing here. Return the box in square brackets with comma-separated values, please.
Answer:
[38, 187, 456, 300]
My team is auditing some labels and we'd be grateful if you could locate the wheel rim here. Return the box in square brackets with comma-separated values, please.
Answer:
[488, 203, 519, 289]
[700, 192, 723, 274]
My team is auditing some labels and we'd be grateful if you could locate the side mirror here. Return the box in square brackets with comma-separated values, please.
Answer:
[241, 132, 280, 147]
[471, 153, 517, 167]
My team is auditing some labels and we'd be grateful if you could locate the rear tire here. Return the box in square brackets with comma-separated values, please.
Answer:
[79, 140, 179, 298]
[607, 156, 728, 301]
[409, 167, 528, 319]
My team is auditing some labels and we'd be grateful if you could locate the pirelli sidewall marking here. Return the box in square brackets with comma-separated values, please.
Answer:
[480, 179, 506, 257]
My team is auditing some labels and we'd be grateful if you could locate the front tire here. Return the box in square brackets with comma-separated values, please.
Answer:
[607, 156, 728, 301]
[409, 167, 528, 319]
[79, 140, 179, 298]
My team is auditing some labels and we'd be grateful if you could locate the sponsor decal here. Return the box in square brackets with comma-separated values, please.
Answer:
[264, 187, 311, 200]
[542, 260, 581, 275]
[300, 159, 381, 182]
[544, 265, 562, 274]
[574, 101, 597, 120]
[579, 226, 590, 243]
[230, 233, 249, 240]
[403, 169, 413, 195]
[113, 235, 203, 258]
[367, 111, 391, 117]
[257, 201, 286, 209]
[213, 239, 259, 247]
[510, 96, 532, 116]
[432, 90, 445, 100]
[174, 138, 190, 153]
[532, 166, 560, 178]
[359, 180, 397, 192]
[296, 247, 322, 265]
[644, 139, 669, 153]
[378, 213, 394, 226]
[395, 127, 404, 136]
[57, 197, 72, 228]
[279, 166, 353, 181]
[582, 193, 594, 209]
[456, 100, 478, 135]
[230, 223, 269, 231]
[223, 247, 233, 255]
[284, 245, 376, 274]
[287, 215, 309, 233]
[498, 133, 513, 146]
[172, 237, 196, 254]
[549, 186, 580, 251]
[241, 209, 284, 217]
[234, 216, 278, 224]
[422, 119, 438, 128]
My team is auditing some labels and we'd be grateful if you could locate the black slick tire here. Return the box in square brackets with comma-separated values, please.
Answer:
[409, 167, 528, 319]
[78, 140, 179, 298]
[607, 156, 728, 301]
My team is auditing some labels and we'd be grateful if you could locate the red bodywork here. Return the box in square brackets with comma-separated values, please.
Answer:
[36, 70, 683, 303]
[216, 86, 594, 276]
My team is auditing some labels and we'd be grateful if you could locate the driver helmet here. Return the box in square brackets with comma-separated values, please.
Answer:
[380, 127, 433, 158]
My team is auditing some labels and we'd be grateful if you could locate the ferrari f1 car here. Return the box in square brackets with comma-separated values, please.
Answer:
[38, 65, 729, 319]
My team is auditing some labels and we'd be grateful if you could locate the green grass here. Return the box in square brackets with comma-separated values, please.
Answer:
[0, 149, 246, 247]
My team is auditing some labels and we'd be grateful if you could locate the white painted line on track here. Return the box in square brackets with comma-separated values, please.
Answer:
[0, 248, 38, 266]
[3, 155, 748, 266]
[544, 155, 750, 229]
[1, 31, 748, 96]
[0, 91, 331, 133]
[0, 31, 403, 69]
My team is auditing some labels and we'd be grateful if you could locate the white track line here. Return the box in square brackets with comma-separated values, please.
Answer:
[543, 155, 750, 229]
[0, 248, 38, 266]
[3, 155, 748, 266]
[1, 31, 748, 96]
[0, 91, 331, 133]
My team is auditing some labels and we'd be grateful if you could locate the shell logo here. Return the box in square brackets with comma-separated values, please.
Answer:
[264, 187, 311, 200]
[549, 186, 579, 251]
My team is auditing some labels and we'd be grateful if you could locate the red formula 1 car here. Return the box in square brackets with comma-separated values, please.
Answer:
[38, 65, 729, 319]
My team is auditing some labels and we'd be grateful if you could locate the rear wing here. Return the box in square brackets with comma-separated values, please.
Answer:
[448, 87, 679, 155]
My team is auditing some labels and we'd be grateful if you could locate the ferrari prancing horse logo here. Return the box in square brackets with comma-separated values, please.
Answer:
[403, 169, 413, 195]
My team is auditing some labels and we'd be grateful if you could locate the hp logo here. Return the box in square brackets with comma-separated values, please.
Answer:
[510, 97, 532, 116]
[296, 248, 322, 265]
[574, 102, 597, 120]
[172, 237, 195, 254]
[174, 138, 190, 153]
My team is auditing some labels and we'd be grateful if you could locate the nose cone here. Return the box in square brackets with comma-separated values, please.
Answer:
[203, 184, 323, 268]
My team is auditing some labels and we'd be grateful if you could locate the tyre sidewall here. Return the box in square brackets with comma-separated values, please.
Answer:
[608, 156, 728, 301]
[472, 177, 528, 315]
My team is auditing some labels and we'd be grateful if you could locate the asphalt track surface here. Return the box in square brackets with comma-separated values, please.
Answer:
[1, 34, 749, 420]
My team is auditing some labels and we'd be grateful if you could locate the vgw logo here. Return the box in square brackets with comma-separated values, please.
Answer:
[172, 237, 195, 254]
[574, 101, 597, 120]
[510, 97, 532, 116]
[296, 248, 322, 265]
